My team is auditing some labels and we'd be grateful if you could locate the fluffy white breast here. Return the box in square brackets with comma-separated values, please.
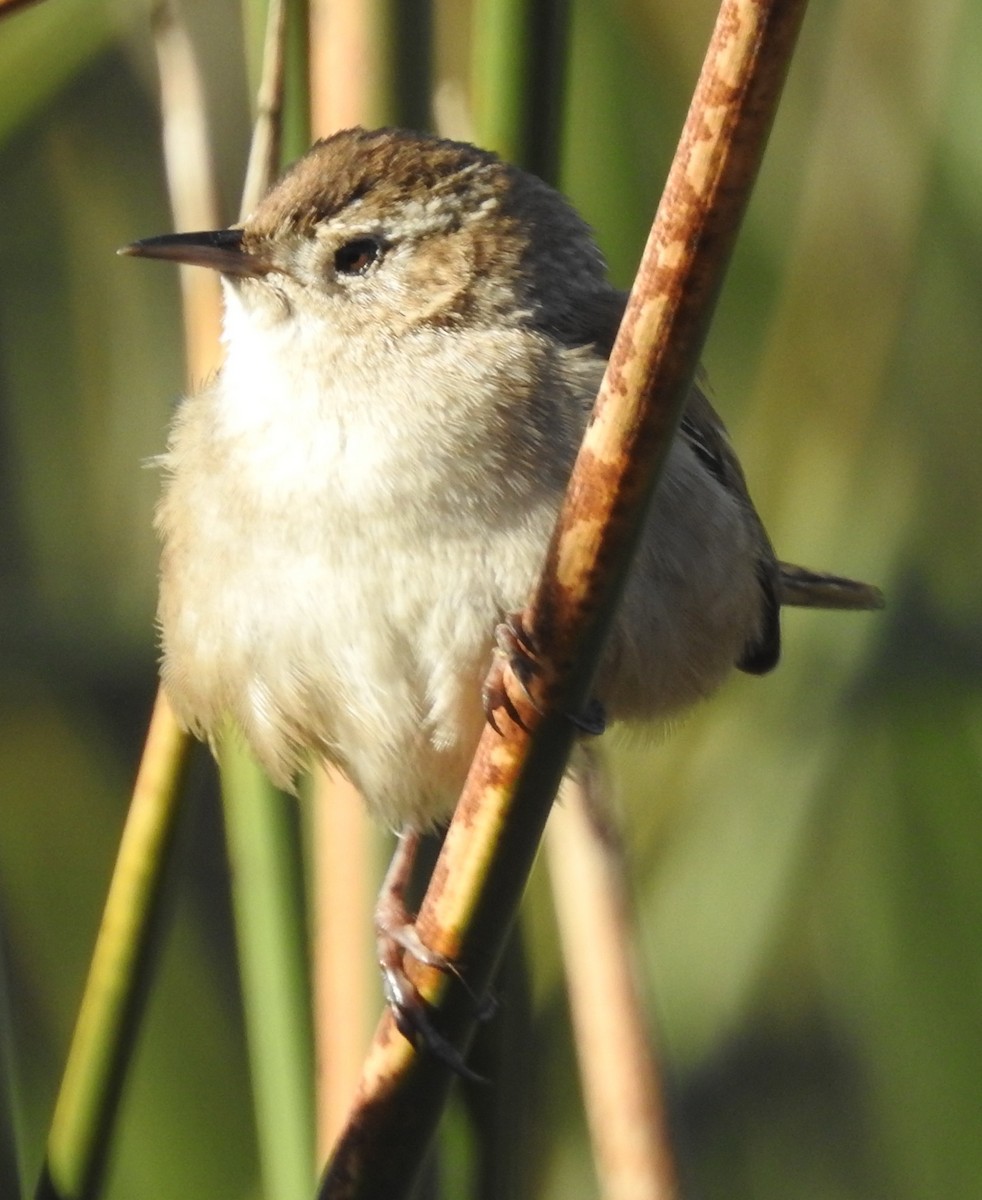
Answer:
[157, 289, 570, 822]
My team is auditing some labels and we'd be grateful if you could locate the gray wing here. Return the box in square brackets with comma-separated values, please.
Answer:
[681, 377, 782, 673]
[567, 289, 783, 674]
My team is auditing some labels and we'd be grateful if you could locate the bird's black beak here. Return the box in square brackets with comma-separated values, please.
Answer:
[118, 228, 272, 277]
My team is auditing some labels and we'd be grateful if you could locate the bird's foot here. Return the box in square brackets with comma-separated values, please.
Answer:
[482, 611, 607, 736]
[375, 831, 490, 1081]
[481, 612, 542, 734]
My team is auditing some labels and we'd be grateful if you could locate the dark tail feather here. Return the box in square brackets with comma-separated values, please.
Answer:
[778, 563, 884, 611]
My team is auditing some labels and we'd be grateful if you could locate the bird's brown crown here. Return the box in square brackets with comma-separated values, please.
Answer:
[246, 127, 511, 240]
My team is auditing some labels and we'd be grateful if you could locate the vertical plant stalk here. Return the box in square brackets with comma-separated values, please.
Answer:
[218, 740, 315, 1200]
[240, 0, 288, 219]
[152, 0, 224, 379]
[309, 0, 395, 133]
[306, 0, 403, 1164]
[281, 0, 312, 161]
[471, 0, 569, 180]
[39, 691, 190, 1200]
[310, 769, 375, 1160]
[318, 1, 810, 1197]
[547, 776, 678, 1200]
[218, 6, 316, 1200]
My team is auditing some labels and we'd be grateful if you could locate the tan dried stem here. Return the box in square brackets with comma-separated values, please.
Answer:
[151, 0, 223, 381]
[240, 0, 288, 219]
[309, 0, 390, 134]
[319, 0, 810, 1196]
[547, 775, 677, 1200]
[311, 770, 375, 1159]
[307, 0, 388, 1168]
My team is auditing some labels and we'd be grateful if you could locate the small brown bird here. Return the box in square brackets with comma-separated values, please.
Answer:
[124, 125, 882, 828]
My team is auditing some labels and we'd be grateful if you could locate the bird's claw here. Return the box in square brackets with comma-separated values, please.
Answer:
[376, 916, 489, 1082]
[481, 611, 607, 737]
[481, 612, 543, 733]
[375, 830, 492, 1080]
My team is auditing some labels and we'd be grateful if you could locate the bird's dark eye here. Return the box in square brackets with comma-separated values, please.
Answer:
[334, 238, 382, 276]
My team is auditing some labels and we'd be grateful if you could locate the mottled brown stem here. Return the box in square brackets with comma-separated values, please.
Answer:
[318, 1, 810, 1196]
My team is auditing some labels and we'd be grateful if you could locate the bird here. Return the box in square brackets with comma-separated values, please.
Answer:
[122, 125, 882, 1027]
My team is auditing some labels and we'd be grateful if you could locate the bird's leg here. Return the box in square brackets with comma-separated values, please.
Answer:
[482, 610, 607, 736]
[375, 829, 484, 1080]
[375, 829, 452, 986]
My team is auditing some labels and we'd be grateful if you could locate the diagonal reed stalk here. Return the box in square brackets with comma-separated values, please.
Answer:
[318, 2, 810, 1197]
[38, 690, 190, 1200]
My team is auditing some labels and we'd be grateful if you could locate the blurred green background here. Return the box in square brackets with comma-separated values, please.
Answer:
[1, 0, 980, 1197]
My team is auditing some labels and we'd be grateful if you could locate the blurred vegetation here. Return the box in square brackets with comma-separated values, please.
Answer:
[1, 0, 980, 1197]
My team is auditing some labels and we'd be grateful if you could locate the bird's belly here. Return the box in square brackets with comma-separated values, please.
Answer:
[158, 512, 529, 826]
[156, 396, 763, 824]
